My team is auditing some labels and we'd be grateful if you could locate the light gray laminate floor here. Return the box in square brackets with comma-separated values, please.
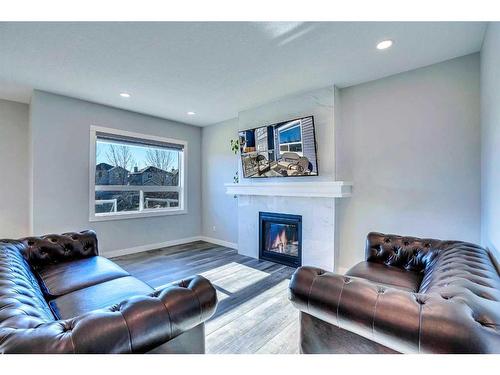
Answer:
[113, 241, 299, 354]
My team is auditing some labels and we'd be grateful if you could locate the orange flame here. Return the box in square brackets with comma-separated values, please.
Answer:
[270, 228, 288, 253]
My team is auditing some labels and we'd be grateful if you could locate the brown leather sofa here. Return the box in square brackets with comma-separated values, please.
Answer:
[289, 232, 500, 354]
[0, 230, 217, 354]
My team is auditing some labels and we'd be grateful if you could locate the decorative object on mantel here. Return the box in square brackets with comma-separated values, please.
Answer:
[225, 181, 353, 198]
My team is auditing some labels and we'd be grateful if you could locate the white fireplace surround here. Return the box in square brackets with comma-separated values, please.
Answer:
[225, 181, 352, 271]
[224, 181, 352, 198]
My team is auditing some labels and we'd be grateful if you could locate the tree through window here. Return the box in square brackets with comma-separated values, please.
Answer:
[90, 127, 186, 220]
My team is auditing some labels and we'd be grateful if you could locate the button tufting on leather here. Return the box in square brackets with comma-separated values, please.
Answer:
[475, 319, 491, 327]
[413, 294, 426, 305]
[288, 232, 500, 353]
[62, 323, 73, 332]
[0, 232, 219, 353]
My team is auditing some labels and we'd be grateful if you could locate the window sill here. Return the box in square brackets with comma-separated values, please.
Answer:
[89, 208, 188, 222]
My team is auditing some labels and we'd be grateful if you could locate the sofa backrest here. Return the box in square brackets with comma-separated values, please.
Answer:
[418, 241, 500, 295]
[17, 231, 98, 270]
[365, 232, 500, 351]
[0, 241, 55, 329]
[365, 232, 476, 273]
[0, 231, 98, 331]
[365, 232, 458, 273]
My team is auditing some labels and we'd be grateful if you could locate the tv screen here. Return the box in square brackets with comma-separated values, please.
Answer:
[239, 116, 318, 178]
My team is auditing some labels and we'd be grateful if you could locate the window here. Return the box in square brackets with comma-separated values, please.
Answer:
[89, 126, 187, 221]
[278, 121, 303, 156]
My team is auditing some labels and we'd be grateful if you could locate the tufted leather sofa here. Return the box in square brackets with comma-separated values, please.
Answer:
[289, 232, 500, 353]
[0, 230, 217, 354]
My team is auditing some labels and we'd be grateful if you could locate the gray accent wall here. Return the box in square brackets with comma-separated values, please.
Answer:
[336, 54, 481, 270]
[30, 91, 202, 255]
[480, 23, 500, 262]
[0, 99, 30, 238]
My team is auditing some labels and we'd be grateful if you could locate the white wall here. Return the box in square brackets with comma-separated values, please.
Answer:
[30, 91, 202, 256]
[201, 118, 239, 245]
[480, 23, 500, 261]
[336, 54, 481, 269]
[0, 99, 30, 238]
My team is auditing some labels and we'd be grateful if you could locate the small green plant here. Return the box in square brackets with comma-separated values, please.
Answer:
[230, 138, 240, 154]
[230, 138, 240, 188]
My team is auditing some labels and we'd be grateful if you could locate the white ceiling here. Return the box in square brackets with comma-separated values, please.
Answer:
[0, 22, 487, 126]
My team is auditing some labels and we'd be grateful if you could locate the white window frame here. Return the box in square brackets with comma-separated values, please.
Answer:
[89, 125, 188, 222]
[277, 120, 303, 156]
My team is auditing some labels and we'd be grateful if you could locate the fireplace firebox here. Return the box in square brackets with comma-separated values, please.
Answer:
[259, 212, 302, 267]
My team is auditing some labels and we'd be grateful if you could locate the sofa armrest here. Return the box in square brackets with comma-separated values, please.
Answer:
[289, 266, 500, 353]
[0, 275, 217, 354]
[17, 230, 98, 269]
[289, 266, 422, 353]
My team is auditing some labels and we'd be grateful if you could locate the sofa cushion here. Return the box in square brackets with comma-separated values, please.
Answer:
[49, 276, 154, 319]
[346, 261, 423, 292]
[37, 256, 130, 298]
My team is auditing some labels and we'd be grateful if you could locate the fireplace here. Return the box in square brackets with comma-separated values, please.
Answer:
[259, 212, 302, 267]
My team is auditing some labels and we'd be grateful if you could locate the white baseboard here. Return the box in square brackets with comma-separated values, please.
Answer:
[104, 235, 238, 258]
[105, 236, 203, 258]
[198, 236, 238, 250]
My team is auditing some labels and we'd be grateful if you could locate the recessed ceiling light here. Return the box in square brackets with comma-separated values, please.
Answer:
[187, 111, 196, 116]
[376, 40, 393, 50]
[119, 92, 131, 98]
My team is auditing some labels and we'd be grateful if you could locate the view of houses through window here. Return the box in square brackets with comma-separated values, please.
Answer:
[93, 131, 183, 217]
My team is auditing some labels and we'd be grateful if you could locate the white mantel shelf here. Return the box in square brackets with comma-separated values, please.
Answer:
[224, 181, 352, 198]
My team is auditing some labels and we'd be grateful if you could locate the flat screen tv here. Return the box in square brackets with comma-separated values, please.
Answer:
[239, 116, 318, 178]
